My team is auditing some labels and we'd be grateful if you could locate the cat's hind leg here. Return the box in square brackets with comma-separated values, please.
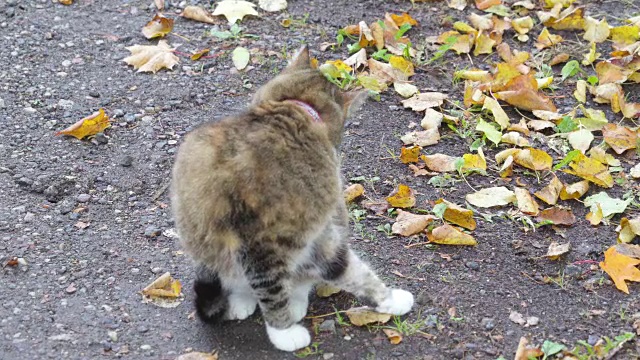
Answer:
[193, 264, 228, 323]
[223, 277, 258, 321]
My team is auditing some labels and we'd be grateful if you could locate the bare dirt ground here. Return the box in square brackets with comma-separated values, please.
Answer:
[1, 0, 639, 359]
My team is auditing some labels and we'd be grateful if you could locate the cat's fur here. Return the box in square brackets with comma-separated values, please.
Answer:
[171, 46, 414, 352]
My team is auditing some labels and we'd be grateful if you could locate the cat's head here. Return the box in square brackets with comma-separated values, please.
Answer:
[251, 45, 367, 146]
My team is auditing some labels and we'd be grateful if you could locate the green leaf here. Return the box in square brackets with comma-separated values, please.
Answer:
[231, 46, 250, 70]
[557, 116, 578, 133]
[584, 192, 632, 218]
[372, 49, 391, 62]
[230, 23, 242, 36]
[395, 23, 412, 40]
[476, 118, 502, 145]
[561, 60, 581, 81]
[587, 75, 599, 86]
[427, 36, 456, 64]
[470, 137, 485, 151]
[210, 30, 233, 39]
[432, 202, 448, 219]
[347, 42, 362, 54]
[484, 5, 511, 16]
[541, 340, 565, 360]
[553, 149, 580, 170]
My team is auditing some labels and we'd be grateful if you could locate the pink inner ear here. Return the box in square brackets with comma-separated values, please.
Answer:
[287, 45, 310, 70]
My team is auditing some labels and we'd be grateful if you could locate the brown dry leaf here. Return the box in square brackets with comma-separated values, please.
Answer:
[618, 217, 640, 244]
[564, 153, 614, 188]
[546, 242, 571, 260]
[514, 187, 539, 216]
[559, 180, 589, 200]
[596, 61, 632, 84]
[190, 48, 210, 61]
[400, 145, 422, 164]
[344, 184, 365, 203]
[59, 0, 73, 4]
[535, 27, 563, 49]
[182, 6, 218, 24]
[534, 175, 564, 205]
[212, 0, 259, 24]
[141, 272, 182, 298]
[142, 14, 174, 39]
[345, 307, 392, 326]
[367, 58, 407, 84]
[514, 337, 543, 360]
[427, 224, 477, 246]
[401, 92, 448, 111]
[475, 0, 501, 10]
[56, 108, 110, 140]
[386, 184, 416, 208]
[549, 53, 570, 66]
[392, 210, 436, 236]
[176, 352, 219, 360]
[537, 206, 576, 225]
[513, 148, 553, 171]
[599, 245, 640, 294]
[383, 329, 403, 344]
[465, 186, 516, 208]
[316, 283, 341, 298]
[601, 123, 638, 154]
[123, 40, 179, 73]
[390, 13, 417, 27]
[435, 199, 477, 230]
[421, 154, 458, 172]
[421, 108, 444, 130]
[495, 74, 557, 112]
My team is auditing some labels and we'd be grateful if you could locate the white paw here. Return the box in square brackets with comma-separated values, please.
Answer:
[375, 289, 414, 316]
[290, 297, 309, 323]
[226, 293, 257, 320]
[266, 324, 311, 352]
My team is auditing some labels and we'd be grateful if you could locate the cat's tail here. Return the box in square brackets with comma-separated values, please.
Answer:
[193, 264, 228, 323]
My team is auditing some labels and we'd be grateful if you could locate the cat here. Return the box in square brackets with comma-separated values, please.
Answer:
[171, 45, 414, 352]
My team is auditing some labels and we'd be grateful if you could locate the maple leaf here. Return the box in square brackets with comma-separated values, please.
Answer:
[386, 184, 416, 208]
[391, 209, 436, 236]
[427, 224, 477, 246]
[181, 5, 218, 24]
[123, 40, 179, 73]
[56, 108, 110, 140]
[141, 14, 173, 39]
[599, 246, 640, 294]
[212, 0, 259, 24]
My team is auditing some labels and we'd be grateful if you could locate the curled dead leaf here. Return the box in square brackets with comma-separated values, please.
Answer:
[344, 184, 365, 203]
[181, 6, 218, 24]
[383, 328, 403, 344]
[386, 184, 416, 208]
[392, 210, 436, 236]
[345, 307, 392, 326]
[141, 14, 174, 39]
[56, 108, 110, 140]
[427, 224, 477, 246]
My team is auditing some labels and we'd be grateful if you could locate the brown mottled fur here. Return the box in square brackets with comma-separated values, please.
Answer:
[171, 46, 413, 352]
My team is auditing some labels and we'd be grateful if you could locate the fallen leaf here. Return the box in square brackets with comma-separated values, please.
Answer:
[190, 48, 210, 61]
[344, 184, 365, 203]
[345, 307, 392, 326]
[599, 246, 640, 294]
[394, 82, 419, 98]
[258, 0, 287, 12]
[618, 217, 640, 244]
[435, 199, 476, 230]
[476, 119, 502, 145]
[386, 184, 416, 208]
[631, 163, 640, 178]
[461, 149, 487, 173]
[537, 206, 576, 225]
[421, 108, 443, 130]
[466, 187, 516, 208]
[316, 283, 341, 298]
[546, 242, 571, 260]
[573, 79, 587, 104]
[401, 92, 448, 111]
[176, 352, 219, 360]
[56, 108, 110, 140]
[142, 272, 182, 298]
[549, 53, 570, 66]
[515, 187, 539, 215]
[583, 16, 610, 43]
[422, 154, 458, 172]
[383, 328, 403, 344]
[427, 224, 477, 246]
[609, 25, 640, 46]
[400, 145, 422, 164]
[582, 42, 600, 66]
[392, 210, 436, 236]
[232, 46, 250, 70]
[181, 6, 218, 24]
[559, 180, 589, 200]
[584, 191, 631, 219]
[344, 48, 368, 70]
[601, 123, 638, 154]
[401, 129, 440, 147]
[533, 175, 564, 205]
[589, 147, 620, 166]
[535, 27, 563, 49]
[514, 336, 544, 360]
[586, 203, 604, 226]
[476, 0, 501, 10]
[501, 132, 530, 147]
[212, 0, 259, 24]
[482, 97, 510, 129]
[141, 14, 174, 39]
[528, 119, 556, 131]
[154, 0, 164, 10]
[513, 148, 553, 171]
[59, 0, 73, 4]
[390, 12, 418, 27]
[565, 153, 614, 188]
[449, 0, 467, 10]
[567, 128, 593, 153]
[545, 7, 585, 30]
[495, 75, 557, 112]
[123, 40, 179, 73]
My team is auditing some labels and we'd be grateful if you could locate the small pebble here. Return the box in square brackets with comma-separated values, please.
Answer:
[120, 155, 133, 167]
[465, 261, 479, 271]
[144, 226, 161, 238]
[481, 317, 495, 330]
[77, 194, 91, 203]
[65, 283, 77, 294]
[140, 344, 151, 351]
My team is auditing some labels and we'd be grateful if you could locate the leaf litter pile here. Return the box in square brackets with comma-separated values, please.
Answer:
[51, 0, 640, 357]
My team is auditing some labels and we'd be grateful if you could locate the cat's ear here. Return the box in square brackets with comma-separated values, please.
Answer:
[284, 45, 311, 71]
[342, 90, 369, 117]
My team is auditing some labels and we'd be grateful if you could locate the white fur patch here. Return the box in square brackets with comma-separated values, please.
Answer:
[226, 293, 258, 320]
[375, 289, 414, 315]
[290, 282, 313, 322]
[266, 324, 311, 352]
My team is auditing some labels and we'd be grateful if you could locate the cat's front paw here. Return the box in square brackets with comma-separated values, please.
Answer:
[226, 293, 257, 320]
[290, 298, 308, 323]
[266, 324, 311, 352]
[375, 289, 414, 316]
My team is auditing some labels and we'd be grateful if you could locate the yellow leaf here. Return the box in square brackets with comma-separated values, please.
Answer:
[141, 14, 174, 39]
[474, 31, 496, 56]
[176, 351, 219, 360]
[390, 13, 417, 27]
[601, 123, 638, 154]
[618, 217, 640, 244]
[386, 184, 416, 208]
[141, 272, 182, 298]
[212, 0, 259, 24]
[316, 284, 341, 298]
[427, 224, 477, 246]
[453, 21, 477, 34]
[345, 307, 392, 326]
[489, 62, 522, 92]
[533, 175, 563, 205]
[190, 48, 210, 61]
[549, 53, 570, 66]
[56, 108, 110, 140]
[389, 55, 415, 77]
[437, 31, 474, 54]
[589, 147, 620, 166]
[583, 16, 610, 43]
[545, 7, 585, 30]
[475, 0, 501, 10]
[454, 69, 492, 82]
[181, 5, 218, 24]
[123, 40, 179, 73]
[599, 246, 640, 294]
[582, 42, 600, 66]
[465, 186, 516, 208]
[513, 148, 553, 171]
[400, 145, 422, 164]
[358, 75, 388, 92]
[574, 79, 587, 103]
[536, 76, 554, 89]
[391, 209, 436, 236]
[564, 153, 614, 188]
[596, 61, 632, 84]
[514, 187, 539, 216]
[495, 74, 558, 112]
[482, 97, 510, 129]
[499, 155, 514, 178]
[609, 25, 640, 46]
[344, 184, 365, 203]
[560, 180, 590, 200]
[325, 60, 353, 73]
[383, 328, 403, 344]
[421, 154, 458, 172]
[435, 199, 477, 230]
[461, 149, 487, 172]
[59, 0, 73, 4]
[535, 28, 563, 50]
[512, 16, 534, 35]
[586, 203, 603, 226]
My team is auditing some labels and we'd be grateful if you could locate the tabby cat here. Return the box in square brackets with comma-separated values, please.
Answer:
[171, 45, 414, 352]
